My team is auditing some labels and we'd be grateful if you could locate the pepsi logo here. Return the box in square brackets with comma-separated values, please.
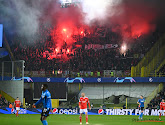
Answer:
[98, 109, 104, 114]
[52, 108, 58, 114]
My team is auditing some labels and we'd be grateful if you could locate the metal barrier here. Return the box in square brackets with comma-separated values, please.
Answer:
[144, 45, 165, 77]
[132, 34, 165, 77]
[1, 60, 25, 80]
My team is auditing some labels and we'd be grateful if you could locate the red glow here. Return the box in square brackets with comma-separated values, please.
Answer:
[81, 31, 83, 34]
[55, 48, 59, 52]
[39, 2, 158, 62]
[63, 28, 67, 32]
[41, 5, 92, 61]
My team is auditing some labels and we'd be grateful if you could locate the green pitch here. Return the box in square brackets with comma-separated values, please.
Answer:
[0, 114, 164, 125]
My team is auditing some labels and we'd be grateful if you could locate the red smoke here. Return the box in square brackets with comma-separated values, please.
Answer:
[42, 5, 91, 61]
[109, 2, 156, 39]
[40, 1, 158, 61]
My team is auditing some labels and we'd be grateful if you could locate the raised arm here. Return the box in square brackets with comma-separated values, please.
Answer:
[35, 97, 43, 106]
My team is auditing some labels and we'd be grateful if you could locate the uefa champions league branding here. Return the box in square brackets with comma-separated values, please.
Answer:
[114, 77, 136, 83]
[3, 76, 164, 83]
[64, 77, 85, 83]
[12, 77, 33, 82]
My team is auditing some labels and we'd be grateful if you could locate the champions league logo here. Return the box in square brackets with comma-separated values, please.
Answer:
[47, 78, 51, 82]
[12, 77, 33, 82]
[97, 78, 102, 82]
[114, 77, 136, 83]
[149, 77, 153, 82]
[64, 77, 85, 83]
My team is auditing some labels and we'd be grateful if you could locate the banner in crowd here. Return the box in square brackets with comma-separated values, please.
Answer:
[0, 108, 164, 116]
[1, 77, 165, 83]
[94, 27, 107, 37]
[85, 44, 118, 50]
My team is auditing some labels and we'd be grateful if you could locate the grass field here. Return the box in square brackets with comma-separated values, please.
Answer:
[0, 114, 164, 125]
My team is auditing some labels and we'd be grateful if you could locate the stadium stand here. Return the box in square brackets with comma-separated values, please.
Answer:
[0, 96, 8, 107]
[131, 34, 165, 77]
[147, 88, 165, 109]
[10, 27, 162, 77]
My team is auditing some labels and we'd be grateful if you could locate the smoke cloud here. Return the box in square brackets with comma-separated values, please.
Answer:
[0, 0, 164, 43]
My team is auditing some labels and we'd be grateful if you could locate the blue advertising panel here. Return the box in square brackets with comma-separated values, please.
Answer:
[1, 76, 165, 83]
[0, 108, 162, 116]
[0, 24, 3, 47]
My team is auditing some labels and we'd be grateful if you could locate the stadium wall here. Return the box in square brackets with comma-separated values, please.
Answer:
[68, 83, 80, 93]
[0, 80, 24, 102]
[78, 82, 159, 98]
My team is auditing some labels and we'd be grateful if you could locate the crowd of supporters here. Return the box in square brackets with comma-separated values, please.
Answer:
[10, 24, 161, 73]
[158, 64, 165, 77]
[147, 89, 165, 109]
[0, 94, 8, 107]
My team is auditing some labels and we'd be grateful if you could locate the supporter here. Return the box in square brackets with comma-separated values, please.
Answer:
[9, 103, 13, 108]
[0, 96, 8, 107]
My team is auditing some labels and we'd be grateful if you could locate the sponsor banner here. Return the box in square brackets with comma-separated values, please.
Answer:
[105, 109, 165, 116]
[85, 44, 118, 50]
[1, 77, 165, 83]
[0, 108, 164, 116]
[0, 108, 78, 115]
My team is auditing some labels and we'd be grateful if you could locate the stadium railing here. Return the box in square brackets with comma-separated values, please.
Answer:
[155, 59, 165, 77]
[144, 83, 163, 108]
[132, 34, 165, 77]
[23, 70, 128, 78]
[144, 44, 165, 77]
